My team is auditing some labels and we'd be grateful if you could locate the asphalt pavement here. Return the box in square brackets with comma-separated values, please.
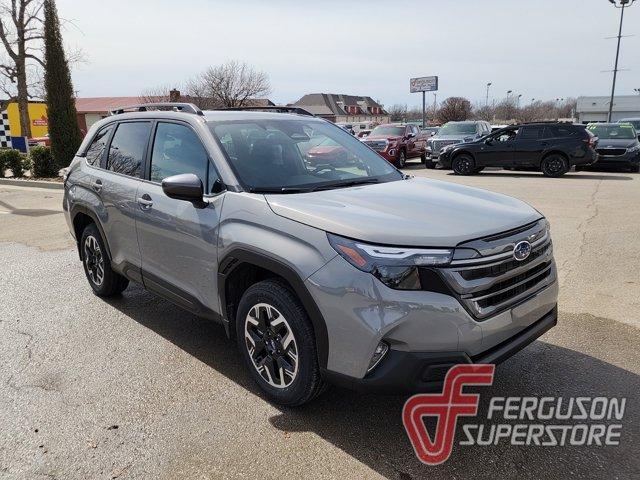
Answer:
[0, 169, 638, 480]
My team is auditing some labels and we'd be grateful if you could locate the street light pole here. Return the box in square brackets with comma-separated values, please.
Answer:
[607, 0, 636, 122]
[486, 82, 492, 107]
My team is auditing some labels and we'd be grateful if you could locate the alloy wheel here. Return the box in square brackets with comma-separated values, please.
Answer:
[244, 303, 299, 389]
[454, 156, 473, 174]
[84, 235, 104, 286]
[544, 156, 565, 175]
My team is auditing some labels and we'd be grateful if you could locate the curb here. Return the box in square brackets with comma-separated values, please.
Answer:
[0, 178, 63, 190]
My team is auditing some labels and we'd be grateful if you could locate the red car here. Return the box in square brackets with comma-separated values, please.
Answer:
[361, 124, 427, 167]
[307, 137, 350, 166]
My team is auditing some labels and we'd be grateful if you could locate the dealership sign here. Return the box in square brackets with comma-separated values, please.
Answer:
[410, 76, 438, 93]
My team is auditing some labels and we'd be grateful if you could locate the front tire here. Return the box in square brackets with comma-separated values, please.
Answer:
[80, 224, 129, 297]
[452, 154, 475, 175]
[397, 150, 406, 168]
[236, 279, 326, 406]
[541, 154, 569, 178]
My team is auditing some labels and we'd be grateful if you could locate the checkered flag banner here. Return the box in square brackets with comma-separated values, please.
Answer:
[0, 111, 11, 148]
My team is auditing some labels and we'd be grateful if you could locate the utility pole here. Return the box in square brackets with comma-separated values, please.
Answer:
[433, 92, 437, 121]
[422, 91, 426, 128]
[486, 82, 492, 107]
[607, 0, 636, 121]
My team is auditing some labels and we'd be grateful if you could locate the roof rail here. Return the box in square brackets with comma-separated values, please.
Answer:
[110, 102, 204, 116]
[217, 106, 314, 117]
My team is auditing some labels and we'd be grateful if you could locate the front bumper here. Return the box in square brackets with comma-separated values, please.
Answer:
[307, 253, 559, 388]
[590, 151, 640, 168]
[323, 306, 557, 393]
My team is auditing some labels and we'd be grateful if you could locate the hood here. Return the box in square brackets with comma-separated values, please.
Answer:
[596, 138, 638, 149]
[265, 177, 542, 247]
[432, 134, 477, 141]
[365, 135, 400, 141]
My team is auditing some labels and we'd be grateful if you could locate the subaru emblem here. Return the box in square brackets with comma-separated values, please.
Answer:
[513, 240, 532, 261]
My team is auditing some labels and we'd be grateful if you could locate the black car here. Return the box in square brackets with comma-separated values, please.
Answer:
[438, 123, 598, 177]
[579, 123, 640, 173]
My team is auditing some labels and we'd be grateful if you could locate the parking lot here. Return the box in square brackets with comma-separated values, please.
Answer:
[0, 168, 638, 479]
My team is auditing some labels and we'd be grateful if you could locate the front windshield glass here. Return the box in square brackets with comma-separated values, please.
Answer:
[588, 124, 636, 140]
[209, 119, 402, 191]
[369, 125, 405, 136]
[438, 123, 477, 135]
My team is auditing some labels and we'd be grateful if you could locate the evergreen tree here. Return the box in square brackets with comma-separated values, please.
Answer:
[43, 0, 83, 170]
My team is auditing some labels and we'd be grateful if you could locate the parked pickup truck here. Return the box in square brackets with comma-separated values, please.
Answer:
[361, 123, 427, 167]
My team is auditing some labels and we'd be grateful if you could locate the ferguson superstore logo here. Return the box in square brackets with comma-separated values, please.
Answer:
[402, 364, 627, 466]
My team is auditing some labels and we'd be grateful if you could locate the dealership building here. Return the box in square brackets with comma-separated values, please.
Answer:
[576, 95, 640, 123]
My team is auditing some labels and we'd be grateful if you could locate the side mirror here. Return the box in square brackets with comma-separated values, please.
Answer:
[162, 173, 204, 203]
[407, 132, 416, 139]
[430, 131, 436, 136]
[484, 138, 494, 145]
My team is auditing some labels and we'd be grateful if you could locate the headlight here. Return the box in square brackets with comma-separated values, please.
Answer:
[441, 144, 454, 153]
[327, 233, 453, 290]
[627, 144, 640, 153]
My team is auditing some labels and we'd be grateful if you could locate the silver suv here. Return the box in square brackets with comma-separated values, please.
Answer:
[426, 120, 491, 168]
[63, 103, 558, 406]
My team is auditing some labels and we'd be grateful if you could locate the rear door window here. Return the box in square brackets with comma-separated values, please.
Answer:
[518, 126, 544, 140]
[107, 122, 152, 178]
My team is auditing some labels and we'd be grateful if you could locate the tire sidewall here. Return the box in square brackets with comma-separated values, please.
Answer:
[235, 281, 318, 406]
[80, 224, 114, 295]
[452, 154, 475, 175]
[541, 155, 568, 177]
[397, 150, 406, 168]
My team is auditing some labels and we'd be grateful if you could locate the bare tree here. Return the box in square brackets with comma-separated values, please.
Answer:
[138, 84, 180, 104]
[186, 61, 271, 109]
[437, 97, 472, 123]
[387, 103, 407, 122]
[0, 0, 44, 137]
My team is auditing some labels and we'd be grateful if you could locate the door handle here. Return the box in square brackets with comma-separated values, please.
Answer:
[137, 194, 153, 210]
[91, 179, 102, 192]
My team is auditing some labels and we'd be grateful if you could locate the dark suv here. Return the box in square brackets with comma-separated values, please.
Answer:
[438, 123, 598, 177]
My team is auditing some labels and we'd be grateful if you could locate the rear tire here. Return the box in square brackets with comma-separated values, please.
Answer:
[540, 154, 569, 178]
[452, 154, 475, 175]
[80, 224, 129, 297]
[631, 164, 640, 173]
[236, 279, 327, 406]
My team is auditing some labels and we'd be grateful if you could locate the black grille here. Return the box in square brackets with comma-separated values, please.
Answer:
[460, 243, 550, 281]
[597, 148, 626, 157]
[476, 266, 552, 309]
[432, 140, 460, 153]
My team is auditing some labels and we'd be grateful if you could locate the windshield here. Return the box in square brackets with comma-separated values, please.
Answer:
[438, 123, 477, 135]
[588, 124, 637, 140]
[209, 119, 402, 192]
[369, 125, 405, 136]
[620, 120, 640, 130]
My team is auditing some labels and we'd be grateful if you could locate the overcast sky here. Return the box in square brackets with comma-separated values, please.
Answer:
[58, 0, 640, 108]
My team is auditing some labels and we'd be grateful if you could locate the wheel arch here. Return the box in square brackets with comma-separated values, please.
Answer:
[70, 205, 112, 261]
[218, 249, 329, 369]
[451, 149, 476, 162]
[540, 149, 569, 165]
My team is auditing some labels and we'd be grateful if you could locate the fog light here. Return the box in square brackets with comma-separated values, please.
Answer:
[367, 341, 389, 372]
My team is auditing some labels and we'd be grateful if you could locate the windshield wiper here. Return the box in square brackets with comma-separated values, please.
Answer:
[308, 177, 380, 192]
[249, 178, 381, 194]
[248, 186, 311, 194]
